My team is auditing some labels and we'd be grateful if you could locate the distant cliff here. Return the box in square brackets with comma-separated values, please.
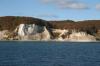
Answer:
[0, 16, 100, 41]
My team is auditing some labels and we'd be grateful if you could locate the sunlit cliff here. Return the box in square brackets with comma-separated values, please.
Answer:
[0, 16, 100, 41]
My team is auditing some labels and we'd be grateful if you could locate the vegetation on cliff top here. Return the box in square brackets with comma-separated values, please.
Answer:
[0, 16, 47, 31]
[0, 16, 100, 32]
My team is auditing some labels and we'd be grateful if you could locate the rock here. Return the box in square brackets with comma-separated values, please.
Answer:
[51, 29, 96, 41]
[0, 16, 99, 41]
[69, 32, 96, 41]
[15, 24, 51, 40]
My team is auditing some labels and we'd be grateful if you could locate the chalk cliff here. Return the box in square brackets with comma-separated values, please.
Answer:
[0, 16, 100, 41]
[15, 24, 51, 40]
[51, 29, 96, 41]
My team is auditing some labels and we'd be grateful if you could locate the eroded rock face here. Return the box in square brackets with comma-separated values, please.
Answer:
[69, 32, 96, 41]
[52, 29, 69, 40]
[0, 28, 97, 41]
[15, 24, 51, 40]
[52, 29, 96, 41]
[0, 30, 19, 40]
[0, 16, 99, 41]
[0, 30, 9, 40]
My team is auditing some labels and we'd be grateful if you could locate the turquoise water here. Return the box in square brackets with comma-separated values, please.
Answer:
[0, 41, 100, 66]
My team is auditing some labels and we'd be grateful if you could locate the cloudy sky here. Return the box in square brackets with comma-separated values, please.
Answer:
[0, 0, 100, 21]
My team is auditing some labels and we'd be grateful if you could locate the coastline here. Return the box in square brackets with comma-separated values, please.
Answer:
[0, 40, 99, 42]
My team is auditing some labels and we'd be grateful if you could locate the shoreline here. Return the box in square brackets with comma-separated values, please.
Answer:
[0, 40, 99, 42]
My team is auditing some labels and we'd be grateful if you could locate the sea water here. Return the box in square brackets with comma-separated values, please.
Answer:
[0, 41, 100, 66]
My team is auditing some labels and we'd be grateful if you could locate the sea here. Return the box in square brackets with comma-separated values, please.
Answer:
[0, 41, 100, 66]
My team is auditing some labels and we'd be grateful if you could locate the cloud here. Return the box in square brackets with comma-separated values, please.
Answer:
[42, 0, 52, 3]
[37, 14, 59, 18]
[58, 2, 88, 9]
[41, 0, 88, 9]
[96, 4, 100, 10]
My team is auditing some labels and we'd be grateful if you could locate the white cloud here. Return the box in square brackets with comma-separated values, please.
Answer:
[41, 0, 88, 9]
[37, 14, 59, 18]
[42, 0, 52, 3]
[59, 2, 88, 9]
[96, 4, 100, 10]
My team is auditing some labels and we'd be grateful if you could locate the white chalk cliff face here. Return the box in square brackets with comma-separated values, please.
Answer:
[52, 29, 96, 41]
[15, 24, 51, 40]
[0, 25, 96, 41]
[0, 30, 9, 40]
[69, 32, 96, 41]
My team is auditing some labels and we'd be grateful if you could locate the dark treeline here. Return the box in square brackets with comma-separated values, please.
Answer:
[49, 20, 100, 34]
[0, 16, 47, 31]
[49, 20, 100, 30]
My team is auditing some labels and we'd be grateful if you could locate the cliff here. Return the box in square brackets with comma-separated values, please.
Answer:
[0, 16, 100, 41]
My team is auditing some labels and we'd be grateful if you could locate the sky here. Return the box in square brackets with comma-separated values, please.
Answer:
[0, 0, 100, 21]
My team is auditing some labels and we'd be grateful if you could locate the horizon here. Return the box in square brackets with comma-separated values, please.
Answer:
[1, 16, 100, 22]
[0, 0, 100, 21]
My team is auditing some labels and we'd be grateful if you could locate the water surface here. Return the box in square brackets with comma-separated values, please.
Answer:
[0, 41, 100, 66]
